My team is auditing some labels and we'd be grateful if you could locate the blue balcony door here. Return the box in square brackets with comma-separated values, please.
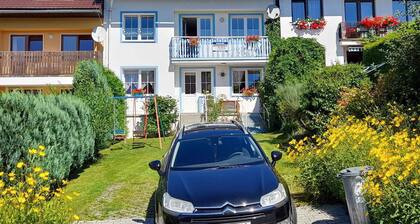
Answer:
[181, 16, 213, 36]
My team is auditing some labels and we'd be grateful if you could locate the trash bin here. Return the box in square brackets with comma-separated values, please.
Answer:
[338, 166, 372, 224]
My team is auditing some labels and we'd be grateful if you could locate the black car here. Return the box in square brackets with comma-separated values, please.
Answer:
[149, 121, 297, 224]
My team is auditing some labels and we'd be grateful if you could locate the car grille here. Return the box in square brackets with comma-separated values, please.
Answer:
[190, 212, 275, 224]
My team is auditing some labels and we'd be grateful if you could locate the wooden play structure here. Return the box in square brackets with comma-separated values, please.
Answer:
[112, 95, 163, 149]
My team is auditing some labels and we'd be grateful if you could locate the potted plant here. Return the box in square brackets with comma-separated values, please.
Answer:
[132, 88, 144, 96]
[188, 37, 200, 47]
[241, 87, 258, 97]
[245, 35, 260, 43]
[292, 18, 326, 30]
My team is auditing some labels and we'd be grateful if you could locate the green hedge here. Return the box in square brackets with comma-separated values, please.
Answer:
[0, 93, 94, 180]
[259, 37, 325, 130]
[73, 60, 114, 150]
[102, 66, 127, 131]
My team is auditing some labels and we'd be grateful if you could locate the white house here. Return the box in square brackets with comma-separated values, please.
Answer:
[103, 0, 414, 135]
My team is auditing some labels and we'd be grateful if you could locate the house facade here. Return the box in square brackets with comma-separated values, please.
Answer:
[105, 0, 416, 134]
[0, 0, 103, 94]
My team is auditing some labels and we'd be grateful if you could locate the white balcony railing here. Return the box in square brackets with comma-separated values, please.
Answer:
[170, 36, 271, 61]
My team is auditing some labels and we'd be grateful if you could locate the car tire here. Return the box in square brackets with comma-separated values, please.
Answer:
[290, 199, 297, 224]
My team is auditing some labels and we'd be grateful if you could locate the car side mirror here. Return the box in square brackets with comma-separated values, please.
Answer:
[271, 151, 282, 166]
[149, 160, 161, 172]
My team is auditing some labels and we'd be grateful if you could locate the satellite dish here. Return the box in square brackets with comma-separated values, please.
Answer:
[91, 26, 106, 43]
[267, 5, 280, 19]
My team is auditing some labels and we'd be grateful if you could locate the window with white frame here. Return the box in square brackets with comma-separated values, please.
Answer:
[230, 15, 262, 36]
[184, 72, 196, 94]
[201, 71, 212, 94]
[124, 69, 156, 95]
[232, 69, 262, 94]
[123, 13, 155, 41]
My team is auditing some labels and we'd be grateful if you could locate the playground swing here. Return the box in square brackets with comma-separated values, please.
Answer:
[112, 95, 163, 149]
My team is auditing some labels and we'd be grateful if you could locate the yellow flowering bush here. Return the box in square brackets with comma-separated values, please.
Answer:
[288, 111, 420, 222]
[0, 145, 80, 224]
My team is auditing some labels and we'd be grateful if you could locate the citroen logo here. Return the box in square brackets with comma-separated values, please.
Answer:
[222, 206, 236, 215]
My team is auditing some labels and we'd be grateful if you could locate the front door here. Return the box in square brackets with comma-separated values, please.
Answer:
[181, 69, 214, 113]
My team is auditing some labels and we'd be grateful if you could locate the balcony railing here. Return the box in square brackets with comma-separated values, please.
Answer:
[339, 22, 393, 40]
[0, 51, 102, 77]
[170, 36, 271, 61]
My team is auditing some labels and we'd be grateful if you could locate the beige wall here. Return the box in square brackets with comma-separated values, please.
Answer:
[0, 17, 102, 51]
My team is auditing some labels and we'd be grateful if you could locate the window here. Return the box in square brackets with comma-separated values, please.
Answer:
[393, 0, 420, 22]
[292, 0, 323, 21]
[123, 13, 156, 41]
[62, 35, 94, 51]
[12, 89, 42, 94]
[11, 35, 43, 51]
[181, 16, 213, 36]
[345, 0, 374, 23]
[232, 69, 262, 94]
[171, 136, 264, 169]
[184, 73, 196, 94]
[230, 15, 262, 36]
[201, 71, 212, 94]
[124, 69, 156, 95]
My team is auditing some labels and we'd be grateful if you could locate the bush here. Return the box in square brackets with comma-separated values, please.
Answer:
[102, 66, 127, 131]
[73, 60, 114, 150]
[0, 93, 94, 181]
[302, 64, 371, 133]
[364, 21, 420, 107]
[146, 96, 177, 136]
[206, 95, 223, 122]
[259, 37, 325, 130]
[0, 146, 79, 224]
[288, 112, 420, 222]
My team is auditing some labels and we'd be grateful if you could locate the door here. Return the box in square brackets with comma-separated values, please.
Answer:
[181, 70, 214, 113]
[10, 35, 43, 75]
[181, 17, 212, 36]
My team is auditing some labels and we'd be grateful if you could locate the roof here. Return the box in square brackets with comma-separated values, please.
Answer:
[0, 0, 102, 10]
[181, 122, 248, 140]
[0, 0, 103, 17]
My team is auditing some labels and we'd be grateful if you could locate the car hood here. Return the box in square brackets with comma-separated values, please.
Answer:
[167, 163, 279, 208]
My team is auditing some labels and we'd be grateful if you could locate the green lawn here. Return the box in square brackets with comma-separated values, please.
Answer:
[65, 133, 303, 220]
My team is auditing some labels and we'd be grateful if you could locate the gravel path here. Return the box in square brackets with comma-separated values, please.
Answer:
[81, 204, 350, 224]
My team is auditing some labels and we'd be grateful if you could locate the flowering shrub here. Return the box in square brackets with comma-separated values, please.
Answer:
[292, 18, 326, 30]
[0, 145, 80, 223]
[287, 111, 420, 221]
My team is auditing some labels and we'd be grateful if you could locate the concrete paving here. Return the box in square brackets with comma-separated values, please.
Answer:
[80, 203, 350, 224]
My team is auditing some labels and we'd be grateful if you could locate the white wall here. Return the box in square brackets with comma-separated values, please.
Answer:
[279, 0, 394, 65]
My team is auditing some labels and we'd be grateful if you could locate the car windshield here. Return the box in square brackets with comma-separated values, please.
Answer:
[171, 135, 265, 169]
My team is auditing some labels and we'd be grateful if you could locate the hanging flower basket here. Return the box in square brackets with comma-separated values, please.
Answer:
[245, 35, 260, 43]
[292, 18, 326, 30]
[188, 37, 200, 46]
[241, 87, 258, 97]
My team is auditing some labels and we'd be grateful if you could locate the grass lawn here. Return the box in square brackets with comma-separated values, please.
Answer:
[65, 133, 303, 220]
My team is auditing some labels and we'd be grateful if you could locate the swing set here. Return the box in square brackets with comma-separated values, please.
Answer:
[112, 95, 163, 149]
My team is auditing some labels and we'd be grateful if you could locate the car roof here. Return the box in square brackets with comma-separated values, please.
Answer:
[179, 122, 248, 140]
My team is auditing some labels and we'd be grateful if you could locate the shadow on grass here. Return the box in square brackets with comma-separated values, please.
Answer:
[145, 191, 156, 219]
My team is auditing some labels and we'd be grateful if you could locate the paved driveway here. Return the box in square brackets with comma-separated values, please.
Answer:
[81, 204, 350, 224]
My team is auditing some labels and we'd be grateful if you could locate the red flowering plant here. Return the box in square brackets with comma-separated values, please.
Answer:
[359, 16, 400, 30]
[187, 37, 200, 46]
[245, 35, 260, 43]
[292, 18, 326, 30]
[241, 87, 258, 97]
[131, 88, 144, 96]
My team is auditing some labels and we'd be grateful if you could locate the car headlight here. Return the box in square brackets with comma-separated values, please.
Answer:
[260, 184, 287, 207]
[163, 193, 195, 213]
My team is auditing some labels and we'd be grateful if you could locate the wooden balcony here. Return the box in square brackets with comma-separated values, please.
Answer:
[170, 36, 271, 62]
[0, 51, 102, 77]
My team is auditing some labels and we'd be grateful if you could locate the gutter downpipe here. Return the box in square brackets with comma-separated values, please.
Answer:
[107, 0, 114, 68]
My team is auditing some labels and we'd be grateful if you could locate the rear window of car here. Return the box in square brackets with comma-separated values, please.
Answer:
[171, 135, 264, 169]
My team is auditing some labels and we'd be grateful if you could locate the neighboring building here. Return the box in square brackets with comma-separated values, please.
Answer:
[104, 0, 414, 134]
[0, 0, 103, 94]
